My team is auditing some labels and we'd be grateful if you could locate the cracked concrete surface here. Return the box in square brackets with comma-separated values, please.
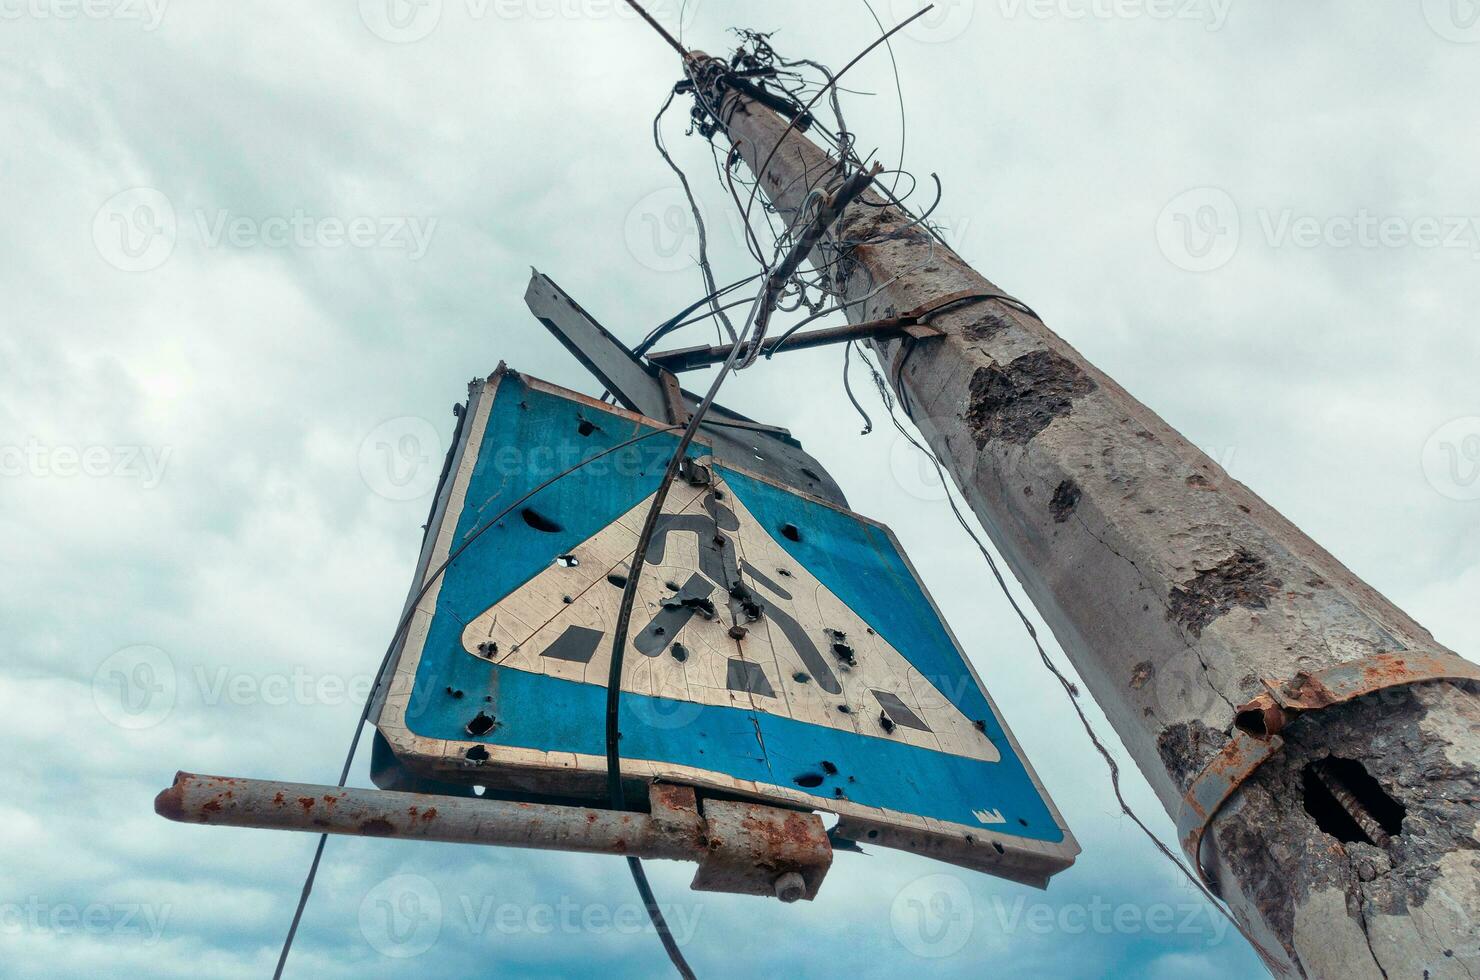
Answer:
[702, 62, 1480, 978]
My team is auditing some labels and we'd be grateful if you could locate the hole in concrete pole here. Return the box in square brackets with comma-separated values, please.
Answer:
[1302, 757, 1405, 846]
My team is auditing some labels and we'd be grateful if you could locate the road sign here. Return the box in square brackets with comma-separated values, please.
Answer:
[373, 366, 1078, 886]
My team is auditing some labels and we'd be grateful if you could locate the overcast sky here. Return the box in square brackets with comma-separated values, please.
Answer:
[3, 1, 1478, 977]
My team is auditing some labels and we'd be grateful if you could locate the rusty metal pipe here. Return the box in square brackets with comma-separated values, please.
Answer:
[155, 772, 833, 901]
[155, 772, 705, 861]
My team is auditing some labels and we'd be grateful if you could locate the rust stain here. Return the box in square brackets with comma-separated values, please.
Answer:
[297, 797, 315, 814]
[422, 808, 438, 822]
[153, 780, 187, 822]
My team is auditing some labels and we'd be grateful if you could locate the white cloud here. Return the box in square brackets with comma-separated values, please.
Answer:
[2, 2, 1473, 977]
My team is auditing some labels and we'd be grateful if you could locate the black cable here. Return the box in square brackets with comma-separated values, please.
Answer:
[731, 6, 933, 253]
[272, 420, 683, 980]
[842, 340, 873, 435]
[654, 87, 740, 346]
[635, 272, 765, 358]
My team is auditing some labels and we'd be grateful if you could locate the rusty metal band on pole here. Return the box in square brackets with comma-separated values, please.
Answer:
[1176, 650, 1480, 888]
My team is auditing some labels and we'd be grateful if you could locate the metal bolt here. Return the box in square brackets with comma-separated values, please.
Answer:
[1313, 760, 1392, 848]
[773, 871, 806, 903]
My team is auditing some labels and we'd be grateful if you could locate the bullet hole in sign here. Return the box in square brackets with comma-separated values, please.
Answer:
[521, 508, 562, 533]
[793, 772, 824, 789]
[466, 712, 497, 737]
[576, 417, 597, 437]
[781, 523, 801, 542]
[820, 761, 838, 775]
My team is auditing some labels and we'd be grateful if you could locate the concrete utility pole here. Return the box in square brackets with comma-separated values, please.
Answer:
[685, 52, 1480, 978]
